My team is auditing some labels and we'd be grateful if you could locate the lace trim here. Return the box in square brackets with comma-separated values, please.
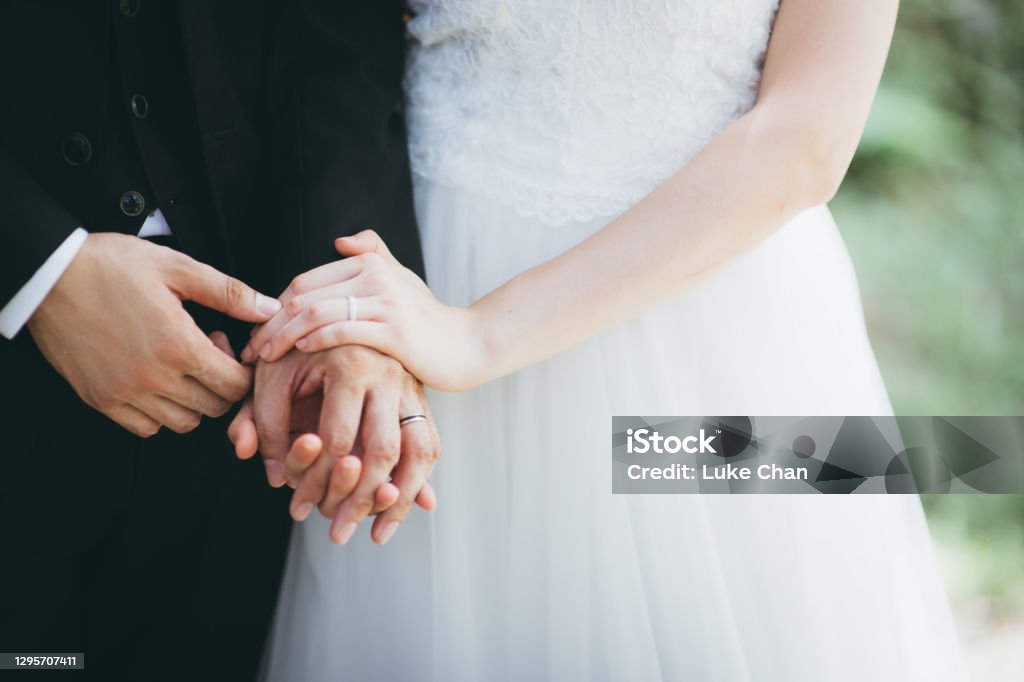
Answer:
[405, 0, 780, 226]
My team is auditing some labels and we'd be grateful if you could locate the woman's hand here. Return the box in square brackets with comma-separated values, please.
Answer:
[242, 231, 490, 392]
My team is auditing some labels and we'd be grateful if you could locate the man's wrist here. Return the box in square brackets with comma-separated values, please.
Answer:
[0, 227, 89, 339]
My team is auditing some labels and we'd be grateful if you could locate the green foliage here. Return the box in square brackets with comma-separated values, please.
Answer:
[922, 495, 1024, 615]
[832, 0, 1024, 415]
[833, 0, 1024, 636]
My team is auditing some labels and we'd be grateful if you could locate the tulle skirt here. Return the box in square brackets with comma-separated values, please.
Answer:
[262, 177, 964, 681]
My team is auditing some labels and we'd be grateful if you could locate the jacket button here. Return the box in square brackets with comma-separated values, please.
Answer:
[61, 133, 92, 166]
[120, 191, 146, 217]
[130, 94, 149, 119]
[119, 0, 140, 17]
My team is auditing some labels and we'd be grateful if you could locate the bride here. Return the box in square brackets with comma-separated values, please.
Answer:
[245, 1, 964, 679]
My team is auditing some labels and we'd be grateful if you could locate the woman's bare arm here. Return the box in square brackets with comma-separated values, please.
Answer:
[471, 0, 899, 382]
[246, 0, 900, 392]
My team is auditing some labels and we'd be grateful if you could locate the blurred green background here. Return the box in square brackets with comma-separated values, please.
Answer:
[830, 1, 1024, 678]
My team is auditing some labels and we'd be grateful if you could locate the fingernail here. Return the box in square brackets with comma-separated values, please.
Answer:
[257, 294, 282, 316]
[332, 521, 358, 545]
[294, 502, 313, 522]
[240, 346, 253, 363]
[296, 338, 309, 350]
[259, 343, 273, 361]
[267, 461, 286, 487]
[378, 521, 399, 545]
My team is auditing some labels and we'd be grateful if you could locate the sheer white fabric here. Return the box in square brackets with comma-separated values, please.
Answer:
[263, 2, 966, 680]
[405, 0, 780, 225]
[265, 187, 965, 681]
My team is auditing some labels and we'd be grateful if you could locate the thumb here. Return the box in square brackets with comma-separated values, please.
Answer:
[170, 256, 281, 322]
[335, 229, 398, 264]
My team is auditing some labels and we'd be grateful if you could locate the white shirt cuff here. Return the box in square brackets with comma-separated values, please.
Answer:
[0, 227, 89, 339]
[0, 211, 173, 340]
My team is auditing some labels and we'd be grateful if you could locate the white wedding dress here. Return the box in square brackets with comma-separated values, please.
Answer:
[264, 2, 965, 680]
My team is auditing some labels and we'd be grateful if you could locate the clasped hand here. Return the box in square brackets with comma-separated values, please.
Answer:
[228, 344, 440, 546]
[29, 232, 440, 547]
[229, 232, 467, 546]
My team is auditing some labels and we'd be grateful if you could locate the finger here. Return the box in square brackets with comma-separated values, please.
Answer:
[259, 297, 387, 363]
[168, 253, 281, 322]
[227, 397, 259, 459]
[370, 414, 440, 545]
[107, 403, 161, 438]
[264, 459, 288, 488]
[318, 455, 362, 519]
[244, 281, 370, 362]
[373, 482, 400, 513]
[295, 320, 395, 357]
[243, 317, 287, 364]
[318, 377, 363, 460]
[252, 365, 293, 467]
[283, 429, 323, 489]
[135, 395, 202, 434]
[329, 387, 401, 545]
[369, 459, 422, 544]
[308, 374, 365, 519]
[186, 330, 253, 403]
[416, 481, 438, 512]
[286, 434, 325, 520]
[162, 376, 232, 418]
[279, 259, 365, 306]
[208, 330, 235, 357]
[335, 230, 399, 265]
[259, 299, 351, 363]
[413, 387, 441, 512]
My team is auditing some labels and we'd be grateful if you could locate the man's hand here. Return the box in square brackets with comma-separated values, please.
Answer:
[27, 233, 281, 436]
[228, 345, 439, 545]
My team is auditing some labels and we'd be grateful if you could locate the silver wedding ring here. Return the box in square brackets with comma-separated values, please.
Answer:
[347, 295, 358, 322]
[399, 414, 428, 428]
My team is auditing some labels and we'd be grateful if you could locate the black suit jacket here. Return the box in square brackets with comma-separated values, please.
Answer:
[0, 6, 423, 672]
[0, 0, 422, 371]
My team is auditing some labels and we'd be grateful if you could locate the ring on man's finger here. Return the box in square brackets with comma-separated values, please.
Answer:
[399, 414, 428, 427]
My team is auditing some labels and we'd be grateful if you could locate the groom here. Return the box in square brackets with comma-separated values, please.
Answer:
[0, 2, 433, 679]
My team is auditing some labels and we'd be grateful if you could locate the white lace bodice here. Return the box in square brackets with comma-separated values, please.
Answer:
[405, 0, 780, 225]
